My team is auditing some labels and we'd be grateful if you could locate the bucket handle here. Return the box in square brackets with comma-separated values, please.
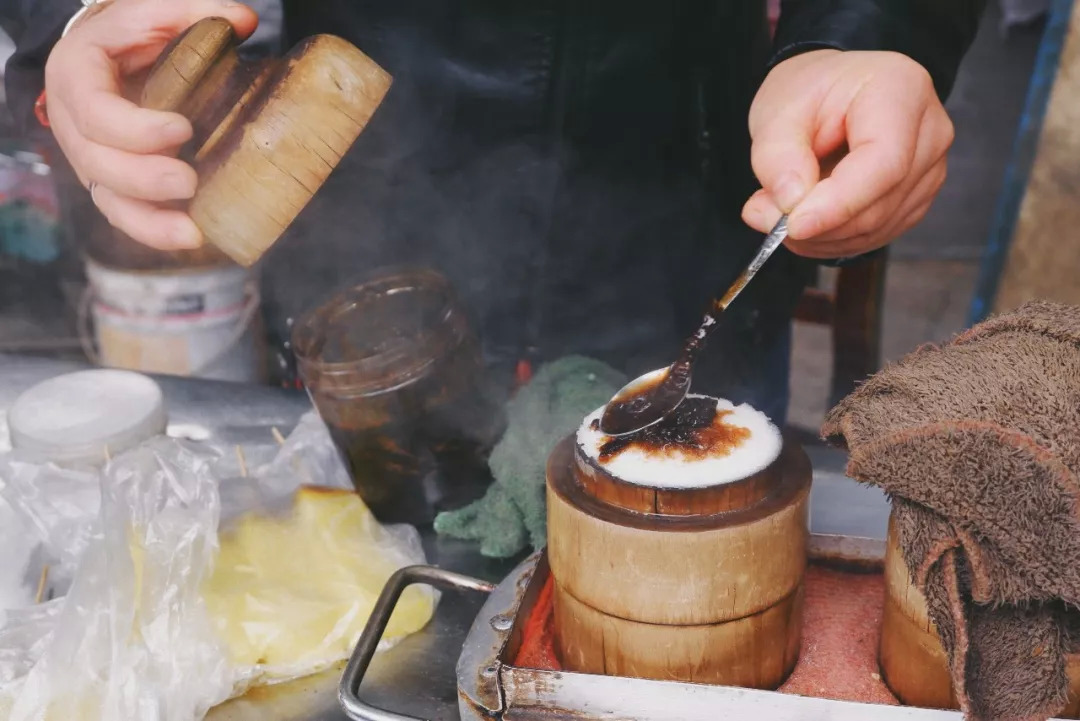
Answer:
[339, 565, 494, 721]
[77, 280, 261, 377]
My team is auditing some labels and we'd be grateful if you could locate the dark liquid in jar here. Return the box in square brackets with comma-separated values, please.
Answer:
[595, 396, 750, 462]
[325, 336, 498, 525]
[296, 270, 504, 526]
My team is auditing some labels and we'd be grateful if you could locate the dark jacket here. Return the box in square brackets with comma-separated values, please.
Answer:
[5, 0, 985, 417]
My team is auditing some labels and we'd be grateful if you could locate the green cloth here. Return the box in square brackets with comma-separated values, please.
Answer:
[434, 355, 626, 558]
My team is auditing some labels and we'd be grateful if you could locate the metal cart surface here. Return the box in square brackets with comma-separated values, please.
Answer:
[0, 355, 899, 721]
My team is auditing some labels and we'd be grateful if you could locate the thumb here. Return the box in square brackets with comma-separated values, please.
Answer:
[749, 113, 821, 214]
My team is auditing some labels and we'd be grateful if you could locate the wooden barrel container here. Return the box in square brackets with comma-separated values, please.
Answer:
[138, 18, 393, 267]
[880, 513, 1080, 716]
[546, 434, 811, 688]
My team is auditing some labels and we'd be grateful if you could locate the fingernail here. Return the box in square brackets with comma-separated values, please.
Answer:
[171, 223, 202, 249]
[741, 201, 760, 226]
[164, 171, 196, 199]
[162, 118, 190, 142]
[774, 173, 807, 213]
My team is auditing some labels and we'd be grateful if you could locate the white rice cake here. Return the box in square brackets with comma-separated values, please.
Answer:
[576, 394, 782, 489]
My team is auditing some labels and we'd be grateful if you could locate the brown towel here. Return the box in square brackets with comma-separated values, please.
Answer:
[822, 300, 1080, 721]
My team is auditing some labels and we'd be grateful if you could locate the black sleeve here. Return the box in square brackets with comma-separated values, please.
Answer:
[4, 0, 80, 138]
[770, 0, 987, 101]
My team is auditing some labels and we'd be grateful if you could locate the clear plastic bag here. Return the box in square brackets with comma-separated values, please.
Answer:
[0, 498, 35, 614]
[216, 410, 354, 524]
[1, 437, 230, 721]
[0, 412, 436, 720]
[0, 457, 100, 601]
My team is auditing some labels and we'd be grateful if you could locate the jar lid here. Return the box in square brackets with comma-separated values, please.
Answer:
[292, 267, 470, 398]
[8, 370, 167, 466]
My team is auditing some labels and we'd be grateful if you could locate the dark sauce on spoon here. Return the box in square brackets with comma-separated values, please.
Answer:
[593, 396, 751, 463]
[599, 363, 692, 436]
[598, 216, 790, 436]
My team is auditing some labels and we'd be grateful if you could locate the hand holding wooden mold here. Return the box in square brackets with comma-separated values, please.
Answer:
[139, 18, 392, 266]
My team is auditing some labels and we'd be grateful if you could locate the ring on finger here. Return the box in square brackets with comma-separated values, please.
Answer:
[89, 181, 100, 206]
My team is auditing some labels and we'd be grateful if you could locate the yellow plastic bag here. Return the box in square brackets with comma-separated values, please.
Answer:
[206, 486, 435, 687]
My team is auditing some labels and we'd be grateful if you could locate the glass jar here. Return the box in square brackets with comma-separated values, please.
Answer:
[292, 267, 503, 526]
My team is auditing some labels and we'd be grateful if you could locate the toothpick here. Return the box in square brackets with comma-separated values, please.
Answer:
[273, 427, 315, 487]
[35, 565, 50, 604]
[235, 445, 248, 478]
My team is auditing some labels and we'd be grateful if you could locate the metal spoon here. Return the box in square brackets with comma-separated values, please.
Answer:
[598, 214, 790, 436]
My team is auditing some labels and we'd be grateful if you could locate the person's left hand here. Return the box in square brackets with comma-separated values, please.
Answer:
[742, 49, 954, 259]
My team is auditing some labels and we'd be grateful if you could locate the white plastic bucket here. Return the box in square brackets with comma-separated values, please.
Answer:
[83, 260, 262, 383]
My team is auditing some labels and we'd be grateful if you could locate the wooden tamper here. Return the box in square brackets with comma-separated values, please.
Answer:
[140, 18, 393, 266]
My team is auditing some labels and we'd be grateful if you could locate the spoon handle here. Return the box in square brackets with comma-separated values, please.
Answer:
[715, 214, 789, 313]
[678, 214, 790, 367]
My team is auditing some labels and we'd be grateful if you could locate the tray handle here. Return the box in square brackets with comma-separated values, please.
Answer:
[339, 565, 495, 721]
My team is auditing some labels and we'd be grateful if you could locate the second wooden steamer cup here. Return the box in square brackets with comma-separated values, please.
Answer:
[879, 512, 1080, 716]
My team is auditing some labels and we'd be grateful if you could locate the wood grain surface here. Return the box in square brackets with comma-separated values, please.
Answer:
[138, 18, 392, 267]
[572, 441, 780, 515]
[546, 435, 810, 626]
[554, 580, 803, 689]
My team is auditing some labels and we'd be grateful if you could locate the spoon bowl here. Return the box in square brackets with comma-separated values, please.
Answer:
[598, 366, 691, 436]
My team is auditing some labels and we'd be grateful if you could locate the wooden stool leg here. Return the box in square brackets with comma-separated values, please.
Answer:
[829, 251, 888, 407]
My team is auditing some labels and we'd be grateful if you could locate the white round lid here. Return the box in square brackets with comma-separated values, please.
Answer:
[8, 369, 167, 466]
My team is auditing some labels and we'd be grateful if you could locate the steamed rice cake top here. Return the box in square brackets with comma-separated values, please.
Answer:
[576, 394, 782, 489]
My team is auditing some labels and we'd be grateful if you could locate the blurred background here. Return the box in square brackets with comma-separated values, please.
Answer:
[0, 0, 1071, 437]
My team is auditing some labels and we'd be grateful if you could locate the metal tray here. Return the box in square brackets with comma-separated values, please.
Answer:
[337, 533, 1043, 721]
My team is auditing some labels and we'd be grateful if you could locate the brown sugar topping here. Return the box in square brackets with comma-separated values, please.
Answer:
[597, 396, 751, 463]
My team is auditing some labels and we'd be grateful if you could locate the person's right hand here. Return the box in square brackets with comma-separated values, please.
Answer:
[44, 0, 258, 250]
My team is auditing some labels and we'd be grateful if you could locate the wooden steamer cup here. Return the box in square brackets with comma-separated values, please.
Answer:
[546, 431, 811, 688]
[137, 17, 393, 267]
[879, 512, 1080, 716]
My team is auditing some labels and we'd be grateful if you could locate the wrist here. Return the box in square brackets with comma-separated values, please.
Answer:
[768, 42, 842, 71]
[768, 46, 842, 78]
[766, 1, 982, 101]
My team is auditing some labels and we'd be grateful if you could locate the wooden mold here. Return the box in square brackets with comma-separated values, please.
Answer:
[140, 18, 393, 267]
[879, 513, 1080, 717]
[546, 434, 811, 688]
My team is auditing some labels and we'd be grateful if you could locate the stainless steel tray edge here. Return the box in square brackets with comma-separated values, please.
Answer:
[455, 550, 547, 719]
[454, 536, 976, 721]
